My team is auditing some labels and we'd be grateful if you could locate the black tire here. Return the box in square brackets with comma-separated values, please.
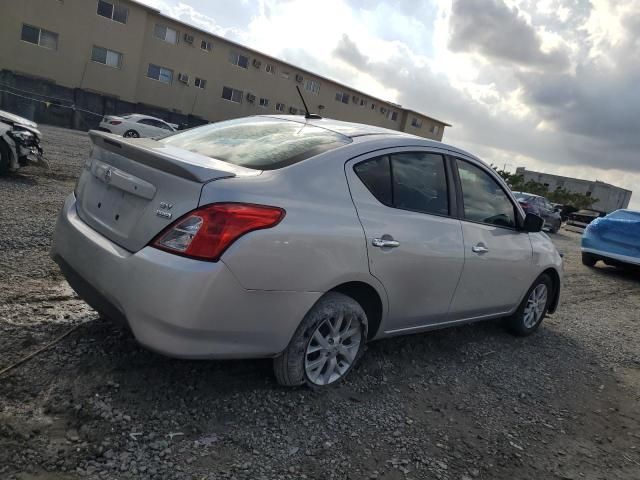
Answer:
[0, 140, 11, 175]
[123, 130, 140, 138]
[582, 252, 597, 267]
[506, 274, 553, 336]
[273, 292, 368, 387]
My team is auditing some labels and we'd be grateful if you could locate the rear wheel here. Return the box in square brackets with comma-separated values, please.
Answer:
[273, 292, 367, 387]
[506, 274, 552, 336]
[582, 252, 597, 267]
[123, 130, 140, 138]
[0, 140, 11, 175]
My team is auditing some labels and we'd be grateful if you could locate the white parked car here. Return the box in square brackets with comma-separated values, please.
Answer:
[98, 114, 178, 138]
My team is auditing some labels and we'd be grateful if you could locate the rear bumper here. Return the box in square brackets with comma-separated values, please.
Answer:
[51, 194, 320, 359]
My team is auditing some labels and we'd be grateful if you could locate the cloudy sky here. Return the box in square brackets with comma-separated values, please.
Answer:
[137, 0, 639, 207]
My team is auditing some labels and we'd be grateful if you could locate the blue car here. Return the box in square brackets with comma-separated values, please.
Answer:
[582, 209, 640, 268]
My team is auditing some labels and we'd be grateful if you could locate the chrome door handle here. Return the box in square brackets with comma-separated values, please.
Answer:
[472, 245, 489, 254]
[372, 238, 400, 248]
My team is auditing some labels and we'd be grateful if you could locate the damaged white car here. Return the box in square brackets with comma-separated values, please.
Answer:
[0, 110, 45, 174]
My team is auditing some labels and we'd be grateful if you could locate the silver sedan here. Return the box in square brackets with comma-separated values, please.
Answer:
[51, 116, 563, 387]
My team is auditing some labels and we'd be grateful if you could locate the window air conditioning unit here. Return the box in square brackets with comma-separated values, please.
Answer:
[246, 93, 256, 103]
[178, 73, 189, 84]
[183, 33, 194, 44]
[252, 59, 262, 68]
[295, 74, 303, 83]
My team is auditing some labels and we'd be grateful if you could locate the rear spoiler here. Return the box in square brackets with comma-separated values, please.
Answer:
[88, 130, 255, 183]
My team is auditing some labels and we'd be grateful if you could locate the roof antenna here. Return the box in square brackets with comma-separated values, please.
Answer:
[296, 85, 322, 120]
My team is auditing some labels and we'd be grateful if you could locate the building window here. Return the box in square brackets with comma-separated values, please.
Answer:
[265, 64, 276, 74]
[21, 24, 58, 50]
[289, 107, 298, 114]
[91, 46, 122, 68]
[200, 40, 212, 51]
[275, 102, 285, 112]
[371, 103, 376, 110]
[586, 191, 592, 197]
[304, 79, 320, 95]
[335, 92, 349, 104]
[154, 24, 178, 44]
[147, 64, 173, 84]
[429, 124, 439, 134]
[194, 77, 207, 89]
[97, 0, 128, 24]
[259, 98, 269, 108]
[222, 86, 243, 103]
[280, 71, 290, 79]
[391, 111, 398, 121]
[352, 95, 359, 104]
[360, 99, 367, 107]
[411, 117, 423, 128]
[228, 51, 249, 68]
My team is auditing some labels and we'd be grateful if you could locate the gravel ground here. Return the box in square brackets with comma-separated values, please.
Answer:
[1, 125, 639, 480]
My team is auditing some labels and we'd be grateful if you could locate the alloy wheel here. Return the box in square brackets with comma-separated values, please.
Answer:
[304, 312, 363, 385]
[523, 284, 548, 329]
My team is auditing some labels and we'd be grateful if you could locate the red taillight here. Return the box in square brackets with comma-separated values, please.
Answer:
[109, 120, 122, 125]
[151, 203, 285, 261]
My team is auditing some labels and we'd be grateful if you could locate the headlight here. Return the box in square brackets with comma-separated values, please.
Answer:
[9, 130, 35, 142]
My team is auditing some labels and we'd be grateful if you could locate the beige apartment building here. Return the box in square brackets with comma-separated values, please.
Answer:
[0, 0, 449, 139]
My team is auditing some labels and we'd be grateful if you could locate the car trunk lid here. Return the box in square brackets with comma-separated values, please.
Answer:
[74, 131, 259, 252]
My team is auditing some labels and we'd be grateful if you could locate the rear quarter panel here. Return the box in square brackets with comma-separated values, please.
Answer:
[199, 146, 381, 296]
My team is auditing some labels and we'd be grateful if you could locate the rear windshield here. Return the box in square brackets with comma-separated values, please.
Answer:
[160, 117, 352, 170]
[608, 210, 640, 220]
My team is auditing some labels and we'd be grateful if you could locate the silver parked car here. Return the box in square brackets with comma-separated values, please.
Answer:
[52, 116, 563, 387]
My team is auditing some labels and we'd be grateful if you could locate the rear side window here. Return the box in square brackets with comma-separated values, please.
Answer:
[354, 152, 449, 216]
[456, 159, 516, 228]
[160, 117, 351, 170]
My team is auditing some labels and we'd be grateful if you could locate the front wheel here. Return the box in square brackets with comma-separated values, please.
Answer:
[506, 274, 553, 336]
[273, 292, 367, 387]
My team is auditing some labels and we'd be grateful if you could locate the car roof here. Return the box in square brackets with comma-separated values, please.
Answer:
[262, 115, 478, 159]
[513, 192, 542, 198]
[124, 114, 165, 122]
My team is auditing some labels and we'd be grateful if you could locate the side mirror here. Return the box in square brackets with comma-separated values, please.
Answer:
[522, 213, 544, 232]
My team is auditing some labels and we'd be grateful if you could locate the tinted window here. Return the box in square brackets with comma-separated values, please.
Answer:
[354, 156, 392, 206]
[354, 152, 449, 216]
[457, 159, 516, 228]
[392, 153, 448, 215]
[160, 117, 352, 170]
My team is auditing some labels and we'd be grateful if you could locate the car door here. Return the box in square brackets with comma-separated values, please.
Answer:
[448, 157, 533, 319]
[136, 118, 166, 137]
[345, 149, 465, 333]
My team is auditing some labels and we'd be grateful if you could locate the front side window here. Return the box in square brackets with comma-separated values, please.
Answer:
[97, 1, 128, 23]
[354, 152, 449, 216]
[147, 64, 173, 84]
[21, 24, 58, 50]
[228, 51, 249, 68]
[91, 46, 122, 68]
[160, 117, 352, 170]
[154, 24, 178, 43]
[456, 159, 516, 228]
[221, 86, 243, 103]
